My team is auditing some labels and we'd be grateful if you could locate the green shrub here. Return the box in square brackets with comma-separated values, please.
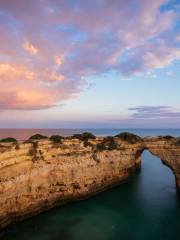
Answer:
[158, 135, 174, 140]
[72, 132, 96, 141]
[29, 134, 48, 140]
[0, 137, 17, 143]
[95, 142, 106, 152]
[115, 132, 141, 144]
[106, 137, 117, 150]
[176, 138, 180, 146]
[95, 137, 118, 152]
[50, 135, 64, 143]
[28, 142, 39, 162]
[163, 135, 174, 140]
[70, 132, 96, 148]
[83, 140, 93, 148]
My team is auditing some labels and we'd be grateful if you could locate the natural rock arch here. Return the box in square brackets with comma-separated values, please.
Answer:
[138, 138, 180, 189]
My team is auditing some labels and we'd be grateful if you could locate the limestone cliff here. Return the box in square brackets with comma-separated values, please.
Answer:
[144, 137, 180, 189]
[0, 134, 179, 228]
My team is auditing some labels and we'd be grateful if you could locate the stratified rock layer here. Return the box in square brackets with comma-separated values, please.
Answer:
[144, 137, 180, 188]
[0, 136, 179, 228]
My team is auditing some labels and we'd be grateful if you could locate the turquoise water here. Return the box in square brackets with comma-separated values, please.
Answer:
[0, 129, 180, 240]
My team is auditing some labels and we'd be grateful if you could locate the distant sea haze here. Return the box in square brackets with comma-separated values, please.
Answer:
[0, 129, 180, 140]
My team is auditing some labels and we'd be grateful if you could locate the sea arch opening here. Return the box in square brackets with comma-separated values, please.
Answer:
[135, 148, 177, 201]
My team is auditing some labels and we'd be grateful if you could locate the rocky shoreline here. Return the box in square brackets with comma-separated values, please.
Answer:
[0, 132, 179, 228]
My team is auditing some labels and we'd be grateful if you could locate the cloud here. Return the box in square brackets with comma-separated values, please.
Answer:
[166, 71, 173, 76]
[118, 41, 180, 76]
[0, 0, 179, 109]
[0, 62, 81, 109]
[54, 55, 64, 66]
[128, 106, 180, 119]
[23, 39, 38, 55]
[143, 45, 180, 69]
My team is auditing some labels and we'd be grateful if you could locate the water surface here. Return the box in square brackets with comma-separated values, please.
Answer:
[0, 128, 180, 140]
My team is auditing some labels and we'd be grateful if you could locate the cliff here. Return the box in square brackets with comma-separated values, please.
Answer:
[0, 134, 179, 228]
[144, 136, 180, 189]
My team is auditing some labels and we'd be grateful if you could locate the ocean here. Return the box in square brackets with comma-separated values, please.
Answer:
[0, 129, 180, 240]
[0, 128, 180, 140]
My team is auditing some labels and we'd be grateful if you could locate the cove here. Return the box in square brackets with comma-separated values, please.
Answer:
[1, 151, 179, 240]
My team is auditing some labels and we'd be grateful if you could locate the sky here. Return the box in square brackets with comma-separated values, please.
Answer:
[0, 0, 180, 128]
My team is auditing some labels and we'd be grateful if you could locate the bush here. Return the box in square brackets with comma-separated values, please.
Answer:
[29, 134, 48, 140]
[115, 132, 141, 144]
[28, 141, 39, 162]
[83, 140, 93, 148]
[95, 142, 106, 152]
[176, 138, 180, 146]
[106, 137, 117, 150]
[158, 135, 174, 140]
[0, 137, 17, 143]
[95, 137, 118, 152]
[50, 135, 64, 143]
[72, 132, 96, 141]
[163, 135, 174, 140]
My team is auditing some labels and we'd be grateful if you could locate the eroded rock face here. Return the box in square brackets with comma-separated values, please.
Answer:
[144, 137, 180, 189]
[0, 136, 179, 228]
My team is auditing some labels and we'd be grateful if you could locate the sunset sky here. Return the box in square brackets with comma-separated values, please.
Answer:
[0, 0, 180, 128]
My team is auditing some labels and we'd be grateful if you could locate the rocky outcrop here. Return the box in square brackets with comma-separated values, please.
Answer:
[144, 137, 180, 189]
[0, 134, 179, 228]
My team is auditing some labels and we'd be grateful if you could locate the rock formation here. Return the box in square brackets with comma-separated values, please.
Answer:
[0, 133, 179, 228]
[144, 136, 180, 189]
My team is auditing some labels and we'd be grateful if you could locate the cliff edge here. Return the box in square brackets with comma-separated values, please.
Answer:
[0, 133, 179, 228]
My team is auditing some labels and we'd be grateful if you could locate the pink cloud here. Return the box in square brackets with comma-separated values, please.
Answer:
[0, 62, 82, 109]
[0, 0, 179, 109]
[23, 39, 39, 55]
